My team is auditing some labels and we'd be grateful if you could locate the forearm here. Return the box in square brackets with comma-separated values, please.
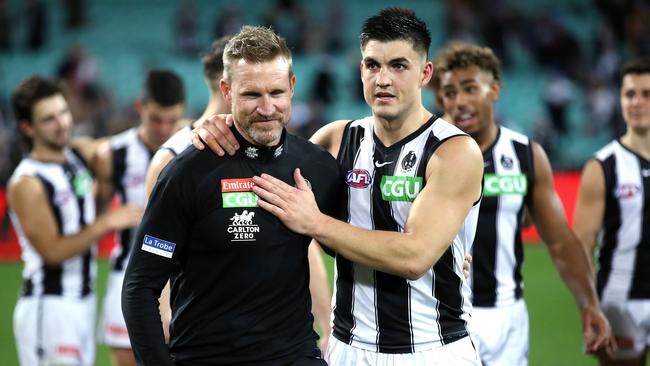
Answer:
[40, 219, 110, 265]
[312, 215, 440, 280]
[547, 236, 598, 309]
[308, 243, 332, 335]
[122, 279, 173, 366]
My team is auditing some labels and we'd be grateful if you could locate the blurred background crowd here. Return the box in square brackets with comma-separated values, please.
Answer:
[0, 0, 649, 183]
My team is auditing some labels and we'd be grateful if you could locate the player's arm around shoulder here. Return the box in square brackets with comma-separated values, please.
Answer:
[573, 159, 606, 256]
[306, 135, 482, 280]
[309, 120, 349, 157]
[145, 149, 176, 201]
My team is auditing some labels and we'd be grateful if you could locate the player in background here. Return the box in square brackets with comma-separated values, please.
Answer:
[94, 70, 185, 366]
[574, 57, 650, 366]
[9, 76, 142, 366]
[430, 41, 613, 365]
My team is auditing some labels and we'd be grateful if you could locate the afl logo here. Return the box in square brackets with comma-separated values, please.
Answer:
[614, 184, 640, 199]
[401, 151, 417, 172]
[346, 169, 372, 188]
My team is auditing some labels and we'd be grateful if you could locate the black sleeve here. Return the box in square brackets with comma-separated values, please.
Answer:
[122, 160, 194, 366]
[310, 153, 343, 257]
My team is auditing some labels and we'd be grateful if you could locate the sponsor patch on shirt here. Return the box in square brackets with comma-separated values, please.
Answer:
[221, 178, 259, 208]
[141, 234, 176, 258]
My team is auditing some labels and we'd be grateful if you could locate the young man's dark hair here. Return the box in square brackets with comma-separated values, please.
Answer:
[430, 41, 502, 92]
[359, 7, 431, 58]
[202, 35, 232, 92]
[621, 57, 650, 78]
[11, 76, 62, 124]
[141, 69, 185, 106]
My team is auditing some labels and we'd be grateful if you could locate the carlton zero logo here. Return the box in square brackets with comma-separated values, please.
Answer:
[228, 210, 259, 242]
[141, 235, 176, 258]
[221, 178, 258, 208]
[346, 169, 372, 188]
[380, 176, 423, 202]
[483, 174, 527, 196]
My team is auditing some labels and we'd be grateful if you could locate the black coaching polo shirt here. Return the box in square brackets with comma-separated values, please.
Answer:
[122, 128, 341, 365]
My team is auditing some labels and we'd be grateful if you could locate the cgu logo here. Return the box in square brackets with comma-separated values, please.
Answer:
[614, 184, 640, 199]
[483, 174, 527, 196]
[222, 192, 259, 208]
[346, 169, 372, 188]
[380, 176, 422, 202]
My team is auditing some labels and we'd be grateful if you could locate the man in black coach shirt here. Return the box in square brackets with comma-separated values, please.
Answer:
[121, 26, 340, 365]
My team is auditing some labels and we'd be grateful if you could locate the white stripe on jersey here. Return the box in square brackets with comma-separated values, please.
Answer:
[596, 140, 646, 301]
[475, 127, 531, 307]
[335, 116, 478, 352]
[161, 125, 193, 156]
[109, 128, 152, 268]
[9, 149, 97, 298]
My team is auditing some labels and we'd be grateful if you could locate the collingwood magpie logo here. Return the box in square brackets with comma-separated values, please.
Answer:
[501, 155, 514, 169]
[401, 151, 417, 172]
[227, 210, 259, 242]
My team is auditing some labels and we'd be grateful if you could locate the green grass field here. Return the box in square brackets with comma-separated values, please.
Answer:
[0, 245, 646, 365]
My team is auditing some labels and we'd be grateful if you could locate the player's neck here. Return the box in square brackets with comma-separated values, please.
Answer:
[621, 129, 650, 160]
[137, 127, 160, 152]
[475, 121, 498, 152]
[30, 144, 66, 163]
[373, 107, 432, 147]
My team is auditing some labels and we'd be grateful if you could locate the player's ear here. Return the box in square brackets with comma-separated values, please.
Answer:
[18, 119, 35, 138]
[220, 79, 232, 104]
[489, 79, 501, 101]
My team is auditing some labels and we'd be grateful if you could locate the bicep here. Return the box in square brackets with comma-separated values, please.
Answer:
[127, 177, 191, 291]
[405, 137, 483, 246]
[8, 177, 60, 255]
[573, 160, 605, 252]
[528, 143, 571, 240]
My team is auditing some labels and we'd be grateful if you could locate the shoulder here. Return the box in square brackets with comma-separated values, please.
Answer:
[428, 135, 482, 175]
[162, 145, 227, 182]
[498, 125, 530, 144]
[110, 127, 137, 148]
[161, 126, 192, 154]
[594, 140, 619, 162]
[290, 134, 337, 164]
[289, 134, 341, 177]
[310, 119, 355, 156]
[8, 171, 46, 204]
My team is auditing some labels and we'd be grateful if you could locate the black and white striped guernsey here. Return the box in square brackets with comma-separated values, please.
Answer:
[594, 139, 650, 301]
[471, 126, 534, 308]
[9, 148, 97, 298]
[332, 116, 480, 353]
[109, 127, 153, 271]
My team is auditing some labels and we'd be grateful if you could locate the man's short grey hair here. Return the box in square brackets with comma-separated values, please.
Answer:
[223, 26, 293, 82]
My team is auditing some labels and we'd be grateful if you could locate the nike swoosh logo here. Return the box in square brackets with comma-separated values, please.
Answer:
[375, 161, 393, 168]
[642, 169, 650, 178]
